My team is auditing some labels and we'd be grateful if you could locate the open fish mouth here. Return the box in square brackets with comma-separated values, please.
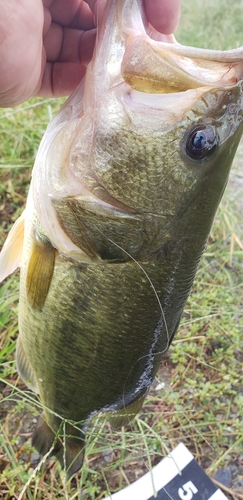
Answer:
[118, 0, 243, 93]
[121, 34, 243, 93]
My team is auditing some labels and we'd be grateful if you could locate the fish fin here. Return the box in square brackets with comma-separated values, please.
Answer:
[16, 337, 38, 393]
[55, 435, 85, 479]
[32, 418, 85, 479]
[32, 417, 62, 457]
[108, 392, 146, 428]
[26, 237, 56, 309]
[0, 211, 25, 283]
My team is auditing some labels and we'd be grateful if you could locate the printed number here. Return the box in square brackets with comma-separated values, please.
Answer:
[178, 481, 198, 500]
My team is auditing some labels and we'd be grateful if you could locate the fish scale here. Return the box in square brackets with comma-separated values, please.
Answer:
[0, 0, 243, 478]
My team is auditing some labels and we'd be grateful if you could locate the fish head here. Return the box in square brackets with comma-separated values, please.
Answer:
[28, 0, 243, 261]
[82, 0, 243, 212]
[84, 82, 243, 218]
[2, 0, 243, 274]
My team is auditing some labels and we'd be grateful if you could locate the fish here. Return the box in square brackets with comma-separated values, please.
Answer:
[1, 0, 243, 479]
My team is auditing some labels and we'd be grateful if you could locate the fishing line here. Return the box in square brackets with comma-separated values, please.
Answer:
[93, 224, 170, 350]
[92, 224, 171, 416]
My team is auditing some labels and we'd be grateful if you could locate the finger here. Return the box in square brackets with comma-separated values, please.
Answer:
[44, 24, 96, 65]
[37, 61, 87, 97]
[144, 0, 181, 34]
[39, 26, 96, 97]
[43, 22, 63, 62]
[60, 28, 96, 65]
[85, 0, 96, 13]
[43, 7, 52, 37]
[49, 0, 95, 29]
[0, 0, 44, 107]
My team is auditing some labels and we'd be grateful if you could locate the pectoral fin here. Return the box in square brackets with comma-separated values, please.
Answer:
[0, 211, 25, 283]
[26, 236, 56, 309]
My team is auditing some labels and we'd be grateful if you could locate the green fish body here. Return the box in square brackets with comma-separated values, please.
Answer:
[1, 0, 243, 478]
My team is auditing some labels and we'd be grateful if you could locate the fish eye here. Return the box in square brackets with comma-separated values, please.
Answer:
[186, 125, 217, 160]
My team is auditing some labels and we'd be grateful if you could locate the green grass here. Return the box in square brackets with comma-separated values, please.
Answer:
[1, 1, 243, 499]
[176, 0, 243, 50]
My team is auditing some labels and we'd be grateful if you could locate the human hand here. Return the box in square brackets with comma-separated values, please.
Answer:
[145, 0, 181, 35]
[0, 0, 181, 108]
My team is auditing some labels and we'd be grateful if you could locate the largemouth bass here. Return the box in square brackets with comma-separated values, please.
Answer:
[1, 0, 243, 478]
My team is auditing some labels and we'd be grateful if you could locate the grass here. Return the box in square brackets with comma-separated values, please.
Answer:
[0, 0, 243, 499]
[176, 0, 243, 50]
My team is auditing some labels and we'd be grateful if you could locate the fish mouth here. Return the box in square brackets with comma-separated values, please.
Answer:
[93, 0, 240, 96]
[122, 35, 243, 93]
[89, 0, 243, 98]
